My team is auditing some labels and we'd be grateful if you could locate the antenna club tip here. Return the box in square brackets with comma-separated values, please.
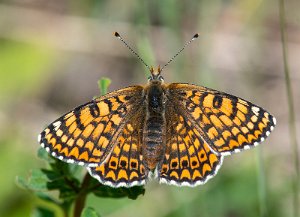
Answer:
[193, 33, 199, 39]
[114, 32, 120, 38]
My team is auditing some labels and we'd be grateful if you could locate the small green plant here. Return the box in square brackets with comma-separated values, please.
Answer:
[17, 78, 145, 217]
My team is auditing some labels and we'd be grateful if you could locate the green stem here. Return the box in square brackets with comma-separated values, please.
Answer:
[73, 173, 92, 217]
[256, 147, 267, 217]
[63, 208, 69, 217]
[279, 1, 300, 216]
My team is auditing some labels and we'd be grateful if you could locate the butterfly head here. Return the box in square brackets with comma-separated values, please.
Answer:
[148, 66, 164, 82]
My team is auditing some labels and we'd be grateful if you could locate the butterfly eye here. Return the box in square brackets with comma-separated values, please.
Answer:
[148, 76, 153, 81]
[158, 75, 164, 81]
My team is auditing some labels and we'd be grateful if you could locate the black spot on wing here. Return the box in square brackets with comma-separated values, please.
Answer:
[229, 96, 238, 119]
[199, 92, 209, 107]
[213, 95, 223, 108]
[103, 98, 112, 111]
[89, 100, 100, 117]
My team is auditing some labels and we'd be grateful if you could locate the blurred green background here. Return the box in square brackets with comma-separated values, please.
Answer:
[0, 0, 299, 216]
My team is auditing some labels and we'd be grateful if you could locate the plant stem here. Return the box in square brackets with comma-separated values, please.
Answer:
[63, 208, 69, 217]
[256, 147, 268, 217]
[279, 0, 300, 216]
[74, 173, 92, 217]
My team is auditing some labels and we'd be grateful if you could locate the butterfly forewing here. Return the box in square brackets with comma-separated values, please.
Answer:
[159, 108, 223, 186]
[167, 83, 276, 156]
[88, 110, 147, 187]
[38, 86, 144, 167]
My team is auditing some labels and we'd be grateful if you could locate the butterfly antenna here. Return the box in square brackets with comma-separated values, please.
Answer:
[114, 32, 151, 72]
[160, 33, 199, 72]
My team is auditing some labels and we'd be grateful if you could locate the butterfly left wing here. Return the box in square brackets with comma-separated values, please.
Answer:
[158, 110, 223, 186]
[166, 83, 276, 156]
[38, 86, 144, 167]
[88, 110, 147, 187]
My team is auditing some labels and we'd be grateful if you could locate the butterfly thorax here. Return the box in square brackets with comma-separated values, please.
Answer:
[142, 80, 167, 171]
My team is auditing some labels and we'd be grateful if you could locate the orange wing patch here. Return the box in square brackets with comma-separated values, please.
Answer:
[167, 83, 276, 156]
[88, 122, 147, 187]
[159, 113, 223, 186]
[38, 86, 144, 167]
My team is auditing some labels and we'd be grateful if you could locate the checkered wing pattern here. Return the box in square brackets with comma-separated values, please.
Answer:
[38, 86, 144, 167]
[167, 83, 276, 156]
[88, 112, 147, 187]
[159, 109, 223, 186]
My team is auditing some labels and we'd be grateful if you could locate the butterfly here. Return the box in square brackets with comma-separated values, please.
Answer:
[38, 32, 276, 187]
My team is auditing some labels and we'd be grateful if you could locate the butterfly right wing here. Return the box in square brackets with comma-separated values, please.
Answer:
[38, 86, 144, 167]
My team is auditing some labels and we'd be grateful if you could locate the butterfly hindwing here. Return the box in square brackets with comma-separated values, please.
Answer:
[167, 83, 276, 156]
[88, 111, 147, 187]
[38, 86, 144, 167]
[159, 109, 223, 186]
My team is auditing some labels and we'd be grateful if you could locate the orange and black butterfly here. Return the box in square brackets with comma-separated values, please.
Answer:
[38, 33, 276, 187]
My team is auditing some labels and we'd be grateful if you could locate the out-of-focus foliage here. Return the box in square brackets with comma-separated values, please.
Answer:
[17, 148, 144, 217]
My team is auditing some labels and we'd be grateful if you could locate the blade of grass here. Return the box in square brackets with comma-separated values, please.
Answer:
[279, 1, 300, 216]
[256, 147, 268, 217]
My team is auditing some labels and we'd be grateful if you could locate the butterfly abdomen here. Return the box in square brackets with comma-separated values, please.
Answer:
[142, 82, 166, 171]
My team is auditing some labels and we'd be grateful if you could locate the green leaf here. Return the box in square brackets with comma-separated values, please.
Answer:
[17, 171, 61, 205]
[49, 158, 82, 179]
[35, 192, 59, 204]
[40, 169, 61, 181]
[47, 161, 80, 184]
[16, 175, 29, 190]
[48, 158, 70, 174]
[17, 160, 80, 200]
[58, 185, 78, 201]
[69, 163, 84, 179]
[37, 147, 55, 163]
[127, 186, 146, 200]
[97, 77, 111, 96]
[32, 207, 55, 217]
[92, 185, 145, 200]
[39, 168, 80, 200]
[81, 207, 101, 217]
[16, 169, 49, 191]
[36, 149, 83, 200]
